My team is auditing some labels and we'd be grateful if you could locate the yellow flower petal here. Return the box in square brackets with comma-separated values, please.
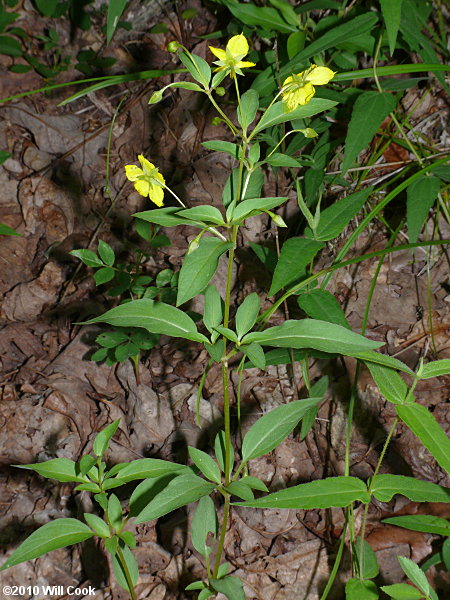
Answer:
[227, 34, 249, 59]
[154, 171, 165, 186]
[149, 184, 164, 207]
[125, 164, 143, 182]
[282, 75, 294, 87]
[138, 154, 155, 174]
[209, 46, 227, 61]
[305, 65, 336, 85]
[282, 82, 316, 111]
[134, 179, 150, 197]
[236, 60, 256, 69]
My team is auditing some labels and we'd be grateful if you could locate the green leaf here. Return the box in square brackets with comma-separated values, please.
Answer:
[443, 538, 450, 570]
[243, 319, 381, 356]
[227, 3, 296, 33]
[70, 249, 103, 268]
[398, 556, 431, 598]
[177, 238, 233, 306]
[229, 197, 288, 224]
[107, 494, 123, 530]
[380, 0, 404, 55]
[342, 92, 397, 173]
[177, 206, 225, 225]
[210, 575, 245, 600]
[396, 403, 450, 474]
[112, 458, 188, 482]
[383, 515, 450, 537]
[242, 342, 266, 370]
[252, 98, 337, 135]
[134, 473, 216, 523]
[244, 347, 307, 369]
[304, 188, 373, 241]
[191, 496, 217, 558]
[235, 293, 260, 339]
[112, 543, 138, 592]
[203, 285, 223, 340]
[202, 140, 241, 160]
[418, 359, 450, 379]
[79, 455, 96, 476]
[98, 240, 115, 266]
[367, 363, 409, 405]
[16, 458, 88, 483]
[84, 513, 110, 538]
[249, 242, 277, 272]
[222, 168, 264, 207]
[94, 267, 115, 286]
[235, 476, 370, 509]
[269, 238, 324, 296]
[85, 299, 209, 344]
[0, 34, 22, 56]
[252, 12, 378, 96]
[406, 176, 441, 243]
[380, 583, 423, 600]
[355, 351, 414, 375]
[179, 51, 211, 88]
[134, 207, 200, 228]
[96, 330, 129, 348]
[188, 447, 222, 484]
[242, 398, 322, 461]
[240, 476, 269, 493]
[35, 0, 58, 16]
[356, 537, 379, 579]
[237, 89, 259, 131]
[265, 152, 303, 167]
[345, 579, 378, 600]
[225, 481, 254, 502]
[0, 222, 19, 236]
[118, 531, 136, 548]
[214, 430, 234, 479]
[214, 326, 238, 344]
[371, 475, 450, 503]
[93, 420, 120, 458]
[106, 0, 128, 44]
[298, 289, 350, 329]
[0, 519, 94, 571]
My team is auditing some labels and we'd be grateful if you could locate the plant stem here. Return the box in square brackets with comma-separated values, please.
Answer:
[213, 494, 230, 578]
[319, 514, 348, 600]
[117, 545, 137, 600]
[359, 417, 399, 579]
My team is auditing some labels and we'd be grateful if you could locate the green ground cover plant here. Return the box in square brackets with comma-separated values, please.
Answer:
[1, 0, 449, 598]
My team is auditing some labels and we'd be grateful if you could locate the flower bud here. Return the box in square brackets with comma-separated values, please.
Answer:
[215, 87, 225, 96]
[167, 41, 181, 53]
[148, 89, 164, 105]
[301, 127, 318, 138]
[266, 210, 287, 227]
[211, 117, 223, 126]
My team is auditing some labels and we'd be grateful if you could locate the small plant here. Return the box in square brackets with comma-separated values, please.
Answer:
[2, 3, 450, 598]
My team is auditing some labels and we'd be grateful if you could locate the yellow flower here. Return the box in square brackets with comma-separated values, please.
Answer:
[209, 34, 256, 76]
[282, 64, 336, 111]
[124, 155, 165, 207]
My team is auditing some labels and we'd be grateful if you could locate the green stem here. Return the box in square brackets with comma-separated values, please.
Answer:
[319, 514, 348, 600]
[213, 495, 231, 578]
[207, 91, 241, 138]
[117, 545, 137, 600]
[359, 417, 399, 579]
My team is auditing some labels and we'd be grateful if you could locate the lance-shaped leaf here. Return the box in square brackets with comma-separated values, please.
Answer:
[252, 98, 337, 135]
[235, 293, 260, 339]
[112, 543, 139, 593]
[188, 447, 222, 484]
[367, 363, 409, 405]
[407, 175, 441, 243]
[269, 238, 324, 296]
[93, 419, 120, 457]
[202, 140, 242, 159]
[396, 403, 450, 474]
[203, 284, 223, 341]
[382, 515, 450, 537]
[242, 398, 322, 461]
[210, 576, 246, 600]
[380, 0, 403, 55]
[418, 359, 450, 379]
[372, 474, 450, 505]
[342, 91, 397, 173]
[298, 289, 350, 329]
[235, 476, 370, 509]
[191, 496, 218, 558]
[177, 238, 233, 306]
[134, 206, 203, 228]
[16, 458, 89, 483]
[380, 582, 423, 600]
[0, 519, 94, 571]
[229, 197, 288, 224]
[304, 187, 373, 241]
[243, 319, 381, 356]
[177, 205, 225, 225]
[111, 458, 189, 482]
[84, 299, 208, 344]
[134, 473, 216, 523]
[345, 579, 378, 600]
[237, 88, 259, 131]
